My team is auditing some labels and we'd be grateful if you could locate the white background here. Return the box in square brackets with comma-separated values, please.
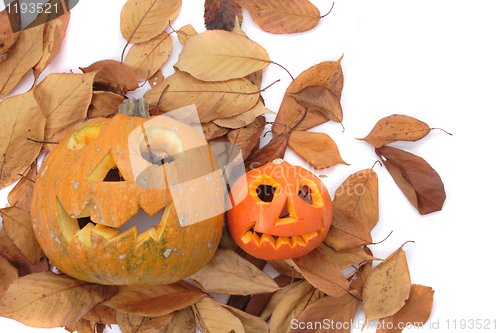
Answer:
[1, 0, 500, 332]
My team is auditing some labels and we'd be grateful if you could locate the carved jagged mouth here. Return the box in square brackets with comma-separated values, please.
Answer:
[240, 223, 323, 249]
[56, 197, 170, 249]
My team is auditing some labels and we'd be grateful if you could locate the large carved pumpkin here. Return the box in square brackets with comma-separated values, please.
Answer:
[31, 101, 224, 285]
[227, 159, 332, 260]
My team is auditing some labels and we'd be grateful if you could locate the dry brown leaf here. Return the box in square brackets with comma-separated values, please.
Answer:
[221, 303, 269, 333]
[0, 1, 20, 57]
[0, 229, 49, 277]
[291, 249, 349, 297]
[120, 0, 182, 43]
[324, 207, 373, 251]
[0, 88, 45, 188]
[80, 60, 138, 94]
[148, 69, 164, 88]
[0, 24, 43, 99]
[188, 248, 279, 295]
[358, 114, 433, 148]
[0, 254, 19, 298]
[124, 32, 173, 81]
[213, 100, 274, 129]
[349, 247, 374, 294]
[175, 30, 271, 81]
[333, 168, 379, 230]
[205, 0, 243, 31]
[268, 280, 323, 333]
[34, 71, 97, 140]
[164, 307, 196, 333]
[177, 24, 198, 45]
[288, 130, 348, 169]
[376, 146, 446, 215]
[202, 122, 229, 140]
[144, 70, 260, 122]
[7, 162, 37, 213]
[287, 85, 343, 124]
[317, 243, 377, 271]
[290, 291, 360, 333]
[117, 312, 174, 333]
[0, 271, 110, 328]
[192, 296, 245, 333]
[0, 206, 43, 265]
[65, 318, 101, 333]
[103, 280, 205, 317]
[235, 0, 320, 34]
[377, 284, 434, 333]
[226, 115, 266, 160]
[33, 10, 70, 79]
[362, 244, 412, 326]
[88, 91, 125, 118]
[274, 57, 344, 135]
[82, 304, 118, 325]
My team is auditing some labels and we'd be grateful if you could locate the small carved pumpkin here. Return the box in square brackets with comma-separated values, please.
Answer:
[31, 101, 224, 285]
[227, 159, 332, 260]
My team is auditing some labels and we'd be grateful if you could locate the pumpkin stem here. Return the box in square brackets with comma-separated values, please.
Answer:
[118, 98, 150, 118]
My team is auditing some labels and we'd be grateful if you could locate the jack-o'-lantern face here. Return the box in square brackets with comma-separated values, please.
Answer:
[227, 159, 332, 260]
[31, 112, 224, 285]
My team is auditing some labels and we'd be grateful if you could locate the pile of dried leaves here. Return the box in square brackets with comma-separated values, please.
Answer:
[0, 0, 448, 332]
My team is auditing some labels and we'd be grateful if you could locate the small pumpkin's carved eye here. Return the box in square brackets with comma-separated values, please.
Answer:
[67, 123, 104, 151]
[256, 184, 276, 202]
[298, 185, 313, 205]
[297, 178, 323, 208]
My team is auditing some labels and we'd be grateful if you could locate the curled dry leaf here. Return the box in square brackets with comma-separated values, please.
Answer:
[102, 280, 205, 317]
[290, 291, 360, 333]
[0, 1, 20, 57]
[7, 162, 37, 213]
[120, 0, 182, 43]
[177, 24, 198, 45]
[144, 70, 260, 122]
[0, 89, 45, 188]
[213, 100, 274, 129]
[377, 284, 434, 333]
[288, 130, 348, 169]
[287, 85, 343, 124]
[376, 146, 446, 215]
[34, 72, 97, 140]
[0, 271, 110, 328]
[188, 248, 279, 295]
[88, 91, 126, 119]
[317, 243, 377, 271]
[124, 32, 173, 82]
[333, 168, 379, 230]
[268, 280, 323, 333]
[362, 244, 412, 327]
[0, 206, 43, 265]
[33, 10, 70, 79]
[80, 60, 138, 94]
[324, 207, 373, 251]
[274, 57, 344, 135]
[235, 0, 320, 34]
[358, 114, 433, 148]
[192, 296, 245, 333]
[291, 249, 349, 297]
[0, 24, 44, 99]
[174, 30, 271, 81]
[0, 255, 19, 298]
[204, 0, 243, 31]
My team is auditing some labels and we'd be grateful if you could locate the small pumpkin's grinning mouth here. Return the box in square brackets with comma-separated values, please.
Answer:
[240, 223, 322, 249]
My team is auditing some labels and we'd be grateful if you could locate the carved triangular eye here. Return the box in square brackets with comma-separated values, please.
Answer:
[86, 152, 126, 182]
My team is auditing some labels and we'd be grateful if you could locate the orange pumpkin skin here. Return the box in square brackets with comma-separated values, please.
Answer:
[31, 114, 224, 285]
[227, 160, 332, 260]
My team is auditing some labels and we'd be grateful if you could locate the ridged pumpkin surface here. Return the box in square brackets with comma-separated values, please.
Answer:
[31, 114, 224, 285]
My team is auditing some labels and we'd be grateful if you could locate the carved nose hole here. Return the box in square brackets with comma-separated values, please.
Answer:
[279, 204, 290, 218]
[77, 216, 93, 229]
[298, 185, 313, 205]
[103, 167, 125, 182]
[256, 184, 276, 202]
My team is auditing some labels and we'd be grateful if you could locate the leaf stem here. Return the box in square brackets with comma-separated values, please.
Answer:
[431, 127, 453, 136]
[26, 138, 59, 144]
[269, 61, 294, 81]
[321, 2, 335, 18]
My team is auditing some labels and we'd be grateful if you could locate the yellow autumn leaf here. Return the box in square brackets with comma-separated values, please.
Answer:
[288, 130, 348, 169]
[120, 0, 182, 43]
[0, 24, 44, 99]
[174, 30, 271, 81]
[144, 70, 260, 122]
[124, 32, 173, 81]
[0, 89, 45, 188]
[34, 71, 97, 140]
